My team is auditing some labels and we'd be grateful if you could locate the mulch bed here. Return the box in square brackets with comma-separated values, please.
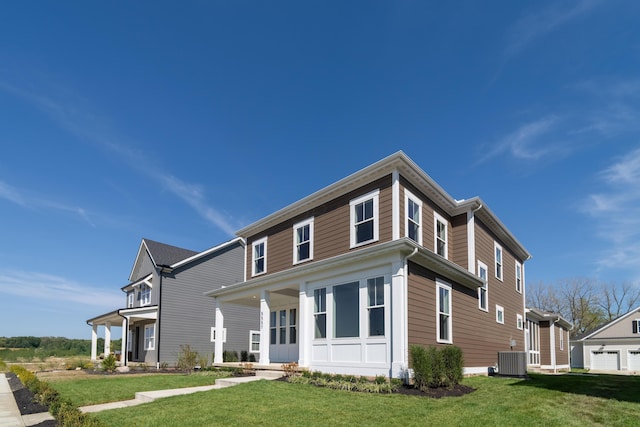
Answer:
[5, 372, 58, 427]
[275, 376, 475, 398]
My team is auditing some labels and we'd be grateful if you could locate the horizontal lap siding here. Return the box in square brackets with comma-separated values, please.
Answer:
[408, 262, 516, 367]
[540, 322, 551, 366]
[400, 178, 447, 256]
[556, 326, 569, 365]
[474, 219, 526, 352]
[246, 176, 393, 278]
[451, 214, 468, 270]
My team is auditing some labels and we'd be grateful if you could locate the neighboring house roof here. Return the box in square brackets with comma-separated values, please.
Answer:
[575, 306, 640, 341]
[526, 307, 573, 330]
[235, 151, 531, 261]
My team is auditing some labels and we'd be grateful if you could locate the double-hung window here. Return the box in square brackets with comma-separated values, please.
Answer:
[436, 280, 452, 343]
[144, 324, 155, 350]
[252, 237, 267, 276]
[314, 288, 327, 339]
[405, 190, 422, 244]
[496, 305, 504, 324]
[270, 312, 277, 345]
[367, 276, 385, 336]
[293, 218, 313, 264]
[495, 242, 503, 281]
[434, 212, 448, 258]
[140, 284, 151, 306]
[249, 330, 260, 353]
[516, 261, 522, 293]
[517, 314, 524, 330]
[350, 190, 379, 248]
[478, 261, 488, 311]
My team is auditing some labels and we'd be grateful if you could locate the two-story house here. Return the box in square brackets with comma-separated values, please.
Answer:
[87, 237, 257, 367]
[206, 151, 532, 378]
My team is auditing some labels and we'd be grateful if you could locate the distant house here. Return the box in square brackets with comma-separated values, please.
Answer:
[87, 238, 257, 367]
[571, 306, 640, 372]
[206, 151, 532, 378]
[525, 308, 572, 373]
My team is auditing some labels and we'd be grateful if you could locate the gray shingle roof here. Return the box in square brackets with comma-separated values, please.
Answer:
[143, 238, 198, 267]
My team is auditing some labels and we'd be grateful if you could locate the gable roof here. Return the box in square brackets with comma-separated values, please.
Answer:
[128, 238, 198, 281]
[235, 151, 531, 261]
[576, 306, 640, 341]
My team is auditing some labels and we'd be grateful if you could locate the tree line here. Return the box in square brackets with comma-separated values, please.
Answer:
[0, 336, 121, 353]
[526, 279, 640, 338]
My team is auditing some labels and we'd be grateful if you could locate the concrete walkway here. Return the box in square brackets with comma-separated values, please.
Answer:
[80, 371, 281, 414]
[0, 373, 24, 427]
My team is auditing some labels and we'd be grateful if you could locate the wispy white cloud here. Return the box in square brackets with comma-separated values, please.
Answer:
[0, 180, 95, 226]
[584, 148, 640, 269]
[0, 270, 123, 309]
[505, 0, 602, 58]
[477, 116, 569, 164]
[0, 80, 238, 236]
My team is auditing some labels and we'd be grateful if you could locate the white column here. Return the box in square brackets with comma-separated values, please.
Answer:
[259, 289, 271, 365]
[91, 324, 98, 361]
[121, 318, 127, 365]
[391, 258, 406, 378]
[297, 283, 308, 368]
[214, 302, 224, 364]
[104, 322, 111, 355]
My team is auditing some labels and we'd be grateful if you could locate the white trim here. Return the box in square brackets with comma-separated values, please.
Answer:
[436, 279, 453, 344]
[350, 189, 380, 248]
[515, 261, 522, 294]
[496, 305, 504, 324]
[464, 366, 491, 375]
[477, 260, 488, 312]
[404, 189, 422, 245]
[467, 211, 475, 273]
[171, 237, 245, 269]
[434, 211, 448, 259]
[494, 242, 503, 281]
[210, 327, 227, 343]
[144, 323, 155, 350]
[579, 306, 640, 340]
[392, 170, 400, 240]
[252, 237, 268, 276]
[249, 330, 261, 353]
[517, 313, 523, 330]
[293, 218, 314, 265]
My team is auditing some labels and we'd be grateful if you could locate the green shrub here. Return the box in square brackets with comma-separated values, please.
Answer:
[249, 353, 256, 362]
[410, 344, 464, 390]
[177, 345, 200, 373]
[0, 358, 6, 371]
[223, 350, 239, 362]
[441, 345, 464, 386]
[410, 345, 431, 390]
[102, 353, 118, 372]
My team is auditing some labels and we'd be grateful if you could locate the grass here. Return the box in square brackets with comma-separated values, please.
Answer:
[89, 373, 640, 426]
[48, 371, 231, 406]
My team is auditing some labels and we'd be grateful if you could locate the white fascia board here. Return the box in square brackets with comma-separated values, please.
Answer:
[170, 237, 244, 269]
[121, 274, 153, 291]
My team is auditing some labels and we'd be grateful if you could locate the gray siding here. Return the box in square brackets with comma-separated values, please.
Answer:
[131, 250, 155, 282]
[158, 241, 258, 365]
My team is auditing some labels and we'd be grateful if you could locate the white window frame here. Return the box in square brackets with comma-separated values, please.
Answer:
[517, 313, 523, 330]
[434, 212, 448, 259]
[367, 276, 385, 337]
[559, 327, 564, 351]
[404, 190, 422, 245]
[313, 288, 327, 339]
[144, 324, 155, 350]
[252, 237, 267, 276]
[140, 284, 151, 306]
[478, 261, 489, 312]
[127, 292, 134, 308]
[494, 242, 503, 281]
[496, 305, 504, 324]
[249, 330, 261, 353]
[436, 280, 452, 344]
[515, 261, 522, 293]
[633, 319, 640, 334]
[210, 327, 227, 343]
[293, 218, 314, 264]
[350, 190, 380, 248]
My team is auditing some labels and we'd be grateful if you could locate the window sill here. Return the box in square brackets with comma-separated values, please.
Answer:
[350, 239, 379, 249]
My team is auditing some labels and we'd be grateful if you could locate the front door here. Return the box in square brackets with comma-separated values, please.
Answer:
[269, 305, 299, 363]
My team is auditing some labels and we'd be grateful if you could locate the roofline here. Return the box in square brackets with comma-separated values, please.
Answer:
[86, 309, 124, 325]
[578, 305, 640, 341]
[206, 238, 482, 299]
[235, 151, 531, 261]
[170, 237, 245, 270]
[128, 240, 154, 282]
[121, 273, 153, 291]
[526, 307, 573, 329]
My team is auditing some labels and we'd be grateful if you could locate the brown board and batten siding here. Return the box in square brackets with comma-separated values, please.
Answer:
[407, 262, 523, 368]
[474, 218, 526, 349]
[245, 176, 393, 279]
[539, 321, 551, 366]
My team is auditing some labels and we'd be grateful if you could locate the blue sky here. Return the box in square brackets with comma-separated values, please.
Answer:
[1, 1, 639, 338]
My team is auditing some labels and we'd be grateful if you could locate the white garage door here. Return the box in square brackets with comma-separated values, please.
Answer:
[628, 351, 640, 371]
[591, 351, 620, 370]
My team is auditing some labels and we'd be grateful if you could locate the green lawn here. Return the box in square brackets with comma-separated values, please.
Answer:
[88, 373, 640, 426]
[48, 372, 229, 406]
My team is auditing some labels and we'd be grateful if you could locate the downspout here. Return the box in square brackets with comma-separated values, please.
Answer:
[403, 246, 419, 381]
[156, 270, 163, 370]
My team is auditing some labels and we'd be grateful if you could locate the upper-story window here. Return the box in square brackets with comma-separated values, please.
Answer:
[632, 320, 640, 334]
[252, 237, 267, 276]
[515, 261, 522, 293]
[437, 280, 452, 343]
[496, 305, 504, 324]
[139, 284, 151, 306]
[478, 261, 488, 311]
[405, 190, 422, 245]
[127, 292, 134, 308]
[434, 212, 448, 258]
[495, 242, 503, 281]
[293, 218, 314, 264]
[350, 190, 379, 248]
